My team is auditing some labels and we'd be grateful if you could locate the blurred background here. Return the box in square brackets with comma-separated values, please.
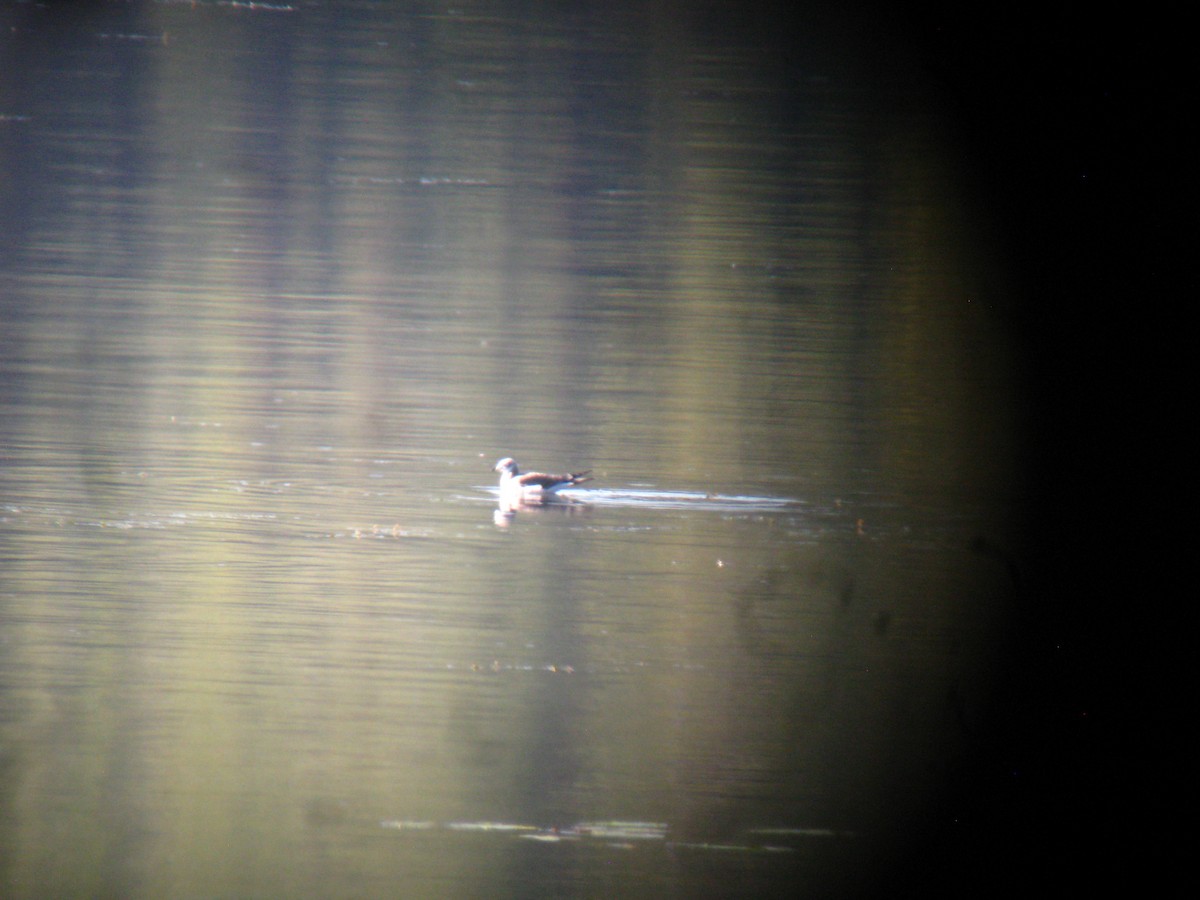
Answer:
[2, 1, 1150, 896]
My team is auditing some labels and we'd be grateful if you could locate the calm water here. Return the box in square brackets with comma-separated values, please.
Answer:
[2, 2, 1024, 896]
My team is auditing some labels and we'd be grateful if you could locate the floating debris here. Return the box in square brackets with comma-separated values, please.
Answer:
[217, 1, 296, 11]
[96, 32, 169, 43]
[334, 175, 492, 187]
[380, 819, 848, 852]
[153, 0, 295, 8]
[445, 822, 538, 834]
[570, 821, 668, 841]
[519, 832, 577, 843]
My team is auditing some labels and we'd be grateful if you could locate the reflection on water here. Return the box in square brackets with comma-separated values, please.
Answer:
[506, 487, 800, 511]
[490, 485, 801, 526]
[1, 1, 1023, 896]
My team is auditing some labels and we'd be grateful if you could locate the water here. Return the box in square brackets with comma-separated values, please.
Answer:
[1, 2, 1024, 896]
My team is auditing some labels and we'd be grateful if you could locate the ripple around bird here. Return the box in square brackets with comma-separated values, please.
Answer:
[483, 486, 800, 512]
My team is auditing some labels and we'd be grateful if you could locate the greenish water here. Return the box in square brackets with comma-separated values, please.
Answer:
[1, 1, 1023, 896]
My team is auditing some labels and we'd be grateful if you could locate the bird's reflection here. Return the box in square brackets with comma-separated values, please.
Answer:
[493, 494, 590, 526]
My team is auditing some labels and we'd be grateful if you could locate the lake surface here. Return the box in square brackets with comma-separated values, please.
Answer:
[1, 2, 1026, 896]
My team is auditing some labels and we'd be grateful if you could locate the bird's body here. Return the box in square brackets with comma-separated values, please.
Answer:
[493, 457, 592, 506]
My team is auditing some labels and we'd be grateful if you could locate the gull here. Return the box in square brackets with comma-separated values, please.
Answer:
[493, 457, 592, 506]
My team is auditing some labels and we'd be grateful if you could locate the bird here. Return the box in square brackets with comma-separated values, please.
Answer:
[493, 457, 592, 506]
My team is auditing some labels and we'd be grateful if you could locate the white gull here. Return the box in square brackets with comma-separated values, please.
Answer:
[493, 457, 592, 507]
